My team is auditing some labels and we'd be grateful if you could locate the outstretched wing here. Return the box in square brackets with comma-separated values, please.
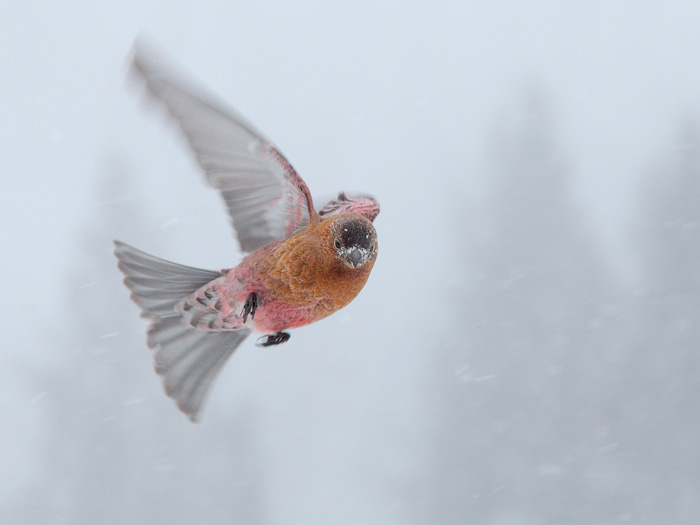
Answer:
[130, 41, 316, 253]
[318, 192, 380, 222]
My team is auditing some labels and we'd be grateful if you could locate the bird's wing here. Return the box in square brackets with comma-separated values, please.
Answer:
[318, 192, 380, 222]
[130, 42, 316, 253]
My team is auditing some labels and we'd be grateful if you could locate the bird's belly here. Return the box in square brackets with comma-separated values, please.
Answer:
[250, 296, 329, 334]
[219, 240, 366, 334]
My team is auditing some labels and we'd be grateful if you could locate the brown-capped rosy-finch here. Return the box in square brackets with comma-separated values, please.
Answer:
[114, 44, 379, 422]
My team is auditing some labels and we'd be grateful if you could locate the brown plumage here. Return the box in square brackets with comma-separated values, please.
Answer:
[262, 213, 377, 320]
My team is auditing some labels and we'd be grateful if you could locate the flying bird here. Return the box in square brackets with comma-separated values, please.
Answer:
[114, 44, 379, 422]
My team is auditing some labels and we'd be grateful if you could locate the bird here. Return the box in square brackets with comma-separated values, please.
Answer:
[114, 43, 379, 422]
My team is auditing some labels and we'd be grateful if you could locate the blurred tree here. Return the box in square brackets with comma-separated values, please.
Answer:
[423, 94, 622, 524]
[6, 160, 267, 525]
[620, 119, 700, 521]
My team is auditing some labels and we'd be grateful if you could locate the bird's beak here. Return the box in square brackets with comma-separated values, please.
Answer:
[348, 248, 362, 267]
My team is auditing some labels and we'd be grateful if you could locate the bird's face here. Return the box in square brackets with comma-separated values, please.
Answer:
[330, 215, 377, 269]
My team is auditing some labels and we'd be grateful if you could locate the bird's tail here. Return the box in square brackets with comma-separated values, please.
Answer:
[114, 241, 250, 422]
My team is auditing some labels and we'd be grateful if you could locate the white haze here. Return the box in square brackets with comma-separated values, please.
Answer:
[2, 2, 700, 524]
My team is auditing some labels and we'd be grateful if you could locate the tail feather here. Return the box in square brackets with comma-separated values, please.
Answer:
[115, 240, 221, 316]
[114, 241, 250, 422]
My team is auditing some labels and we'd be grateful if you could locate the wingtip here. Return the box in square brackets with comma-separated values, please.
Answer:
[126, 36, 173, 92]
[113, 239, 126, 261]
[129, 35, 159, 71]
[131, 34, 150, 58]
[127, 36, 150, 81]
[113, 239, 135, 259]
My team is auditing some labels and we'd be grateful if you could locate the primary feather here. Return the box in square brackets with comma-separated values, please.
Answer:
[130, 40, 315, 252]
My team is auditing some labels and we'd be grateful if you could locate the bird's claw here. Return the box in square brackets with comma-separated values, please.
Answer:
[242, 292, 258, 324]
[256, 332, 291, 347]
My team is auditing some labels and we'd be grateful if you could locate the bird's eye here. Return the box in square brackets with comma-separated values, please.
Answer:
[334, 240, 341, 249]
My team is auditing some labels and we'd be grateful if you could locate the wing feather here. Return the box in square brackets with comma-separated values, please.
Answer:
[130, 41, 316, 252]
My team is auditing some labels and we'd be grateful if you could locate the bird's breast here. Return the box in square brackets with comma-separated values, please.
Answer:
[230, 229, 374, 333]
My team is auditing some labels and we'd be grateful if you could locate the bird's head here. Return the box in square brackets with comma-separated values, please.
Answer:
[330, 215, 377, 269]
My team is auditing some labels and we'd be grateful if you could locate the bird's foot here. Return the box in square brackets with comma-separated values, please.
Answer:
[242, 292, 258, 324]
[256, 332, 291, 347]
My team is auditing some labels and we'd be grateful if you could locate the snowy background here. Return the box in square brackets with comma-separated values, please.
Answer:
[3, 1, 700, 523]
